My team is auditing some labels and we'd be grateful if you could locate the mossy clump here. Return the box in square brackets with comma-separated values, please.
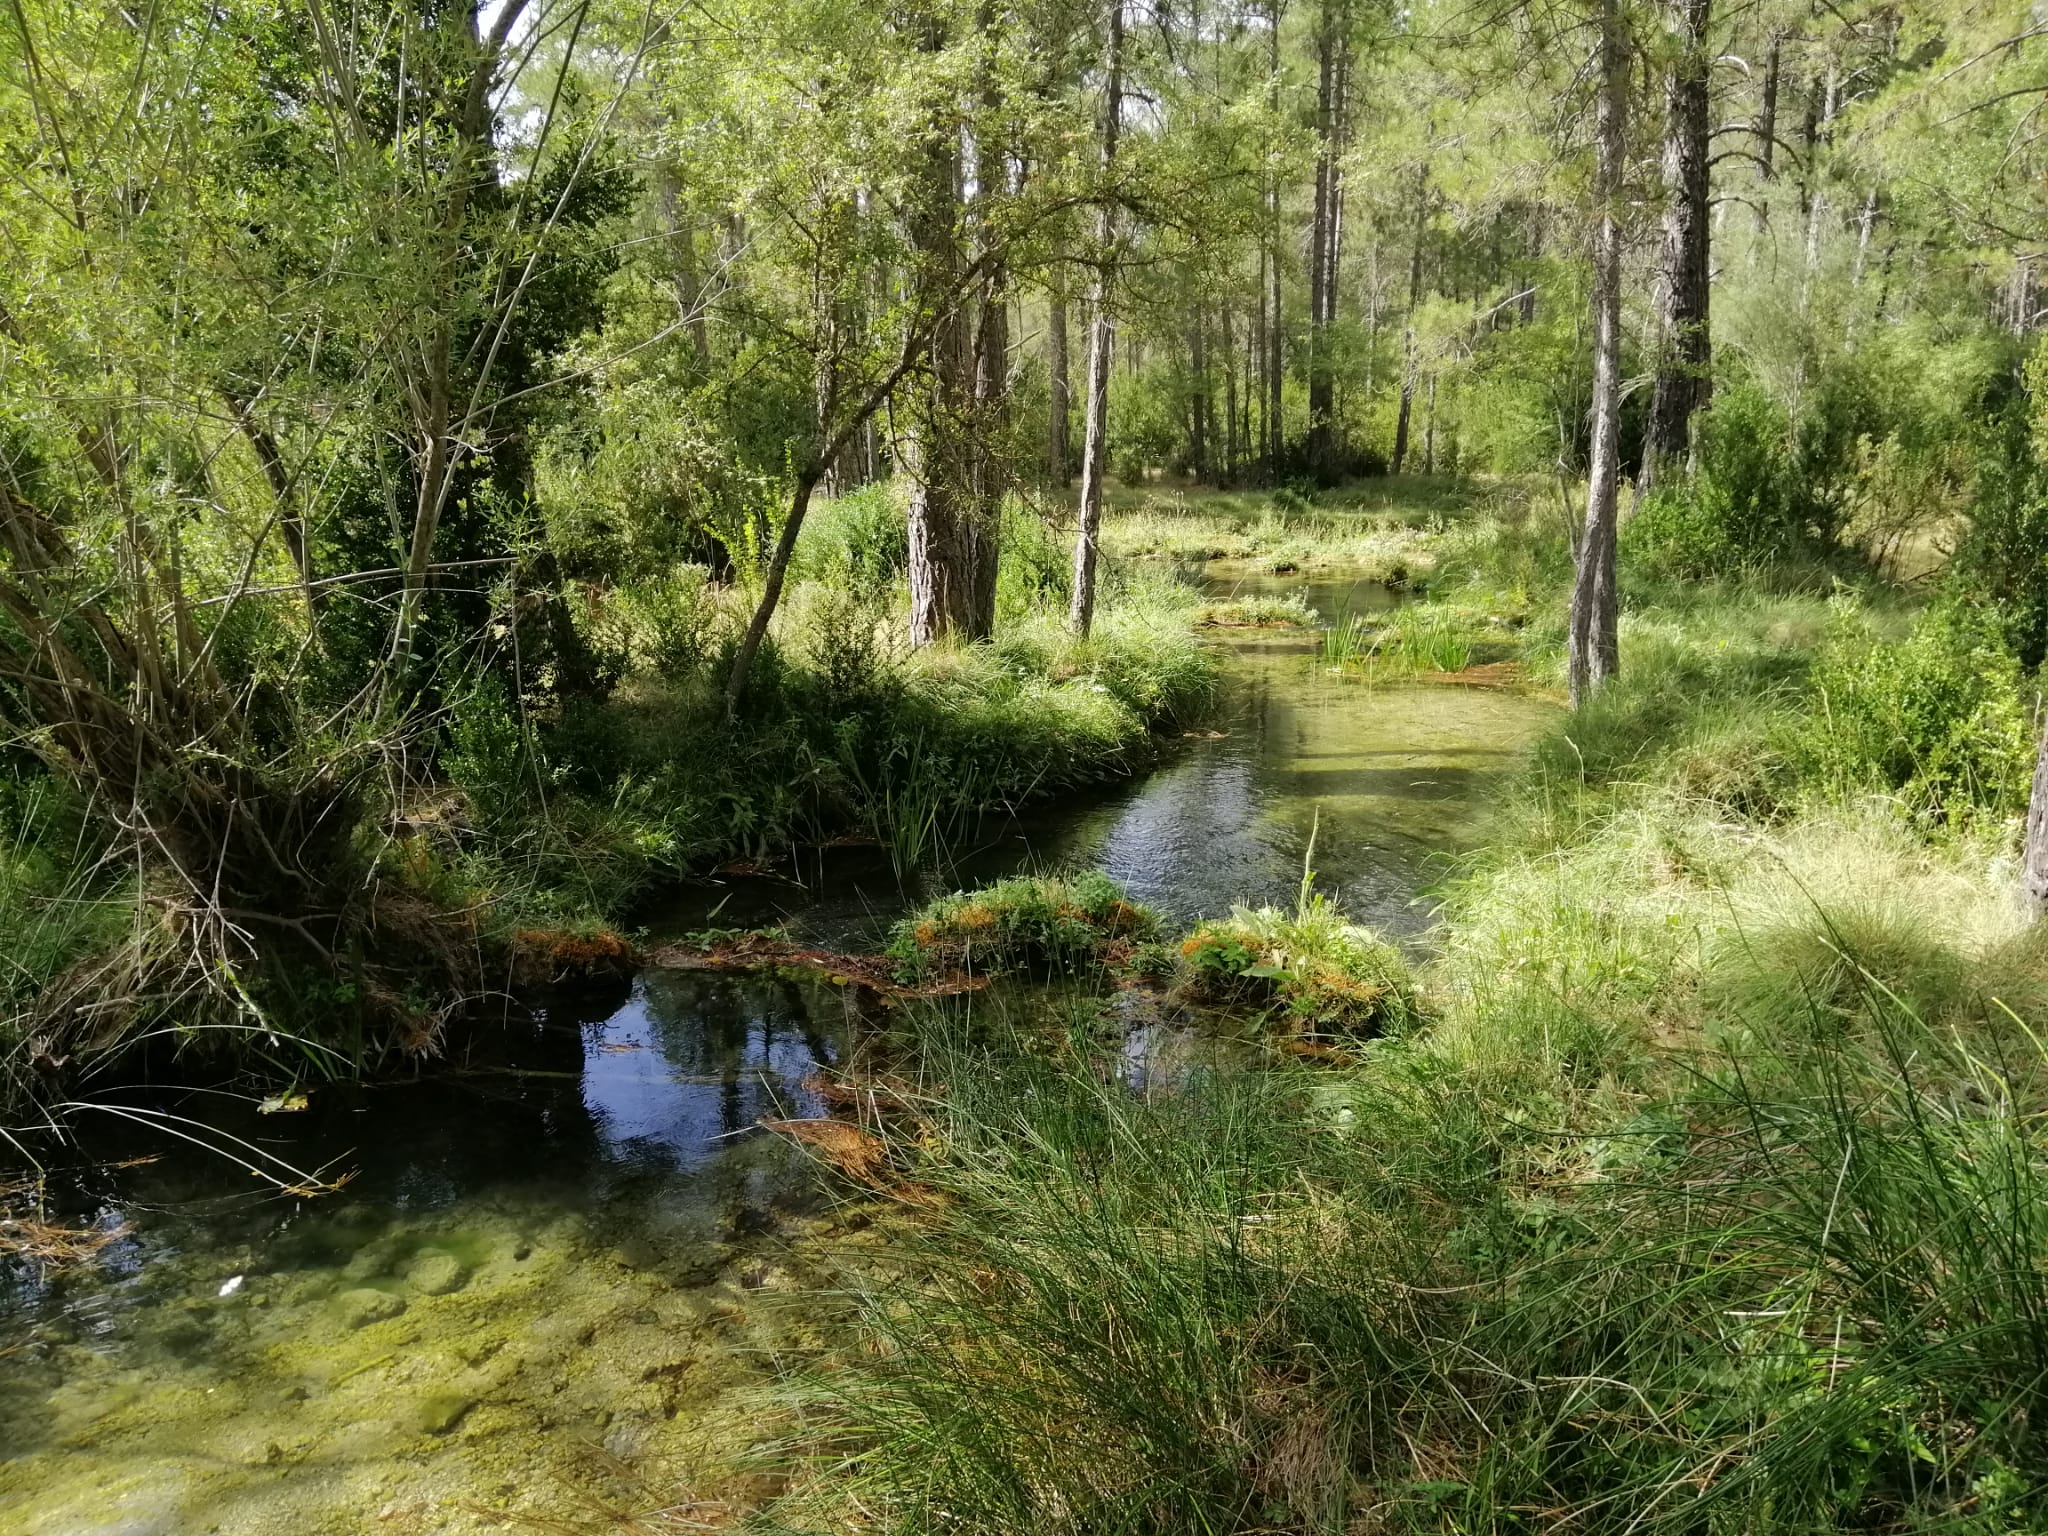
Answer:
[890, 873, 1161, 980]
[1191, 594, 1320, 629]
[510, 925, 639, 982]
[1176, 899, 1418, 1037]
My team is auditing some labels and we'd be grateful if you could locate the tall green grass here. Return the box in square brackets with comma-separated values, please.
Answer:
[1321, 604, 1477, 674]
[789, 958, 2048, 1534]
[774, 516, 2048, 1534]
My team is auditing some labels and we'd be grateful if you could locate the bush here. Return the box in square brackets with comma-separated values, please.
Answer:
[1951, 360, 2048, 667]
[1800, 599, 2034, 825]
[1625, 384, 1802, 574]
[797, 482, 910, 595]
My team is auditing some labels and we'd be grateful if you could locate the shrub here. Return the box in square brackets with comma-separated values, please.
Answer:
[1951, 384, 2048, 667]
[1800, 599, 2034, 825]
[797, 482, 910, 595]
[1625, 384, 1801, 574]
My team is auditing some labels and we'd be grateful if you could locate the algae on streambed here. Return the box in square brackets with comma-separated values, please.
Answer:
[0, 968, 899, 1536]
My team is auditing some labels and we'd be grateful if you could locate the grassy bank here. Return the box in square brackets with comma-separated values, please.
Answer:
[772, 497, 2048, 1534]
[0, 490, 1219, 1100]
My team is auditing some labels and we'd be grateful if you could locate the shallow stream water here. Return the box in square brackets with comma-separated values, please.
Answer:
[0, 570, 1554, 1535]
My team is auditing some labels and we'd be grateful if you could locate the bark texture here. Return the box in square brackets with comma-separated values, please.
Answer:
[1304, 0, 1348, 480]
[2026, 713, 2048, 915]
[1390, 166, 1428, 475]
[1069, 0, 1122, 638]
[1638, 0, 1713, 496]
[903, 19, 976, 647]
[1047, 266, 1072, 484]
[1568, 0, 1628, 706]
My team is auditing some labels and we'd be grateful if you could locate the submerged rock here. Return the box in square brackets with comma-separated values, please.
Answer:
[335, 1288, 407, 1329]
[413, 1391, 476, 1436]
[405, 1251, 467, 1297]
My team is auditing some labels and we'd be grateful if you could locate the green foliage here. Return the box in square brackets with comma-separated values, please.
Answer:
[1799, 600, 2034, 825]
[796, 484, 912, 595]
[1950, 348, 2048, 666]
[1191, 593, 1319, 627]
[1626, 384, 1803, 573]
[440, 674, 533, 816]
[1322, 603, 1480, 673]
[0, 773, 130, 1031]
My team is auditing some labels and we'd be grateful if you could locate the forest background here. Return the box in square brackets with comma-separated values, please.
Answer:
[2, 0, 2047, 1111]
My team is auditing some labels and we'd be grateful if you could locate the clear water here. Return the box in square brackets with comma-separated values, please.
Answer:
[0, 572, 1555, 1534]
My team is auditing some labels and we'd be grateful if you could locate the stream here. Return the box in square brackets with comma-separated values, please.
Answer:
[0, 570, 1555, 1536]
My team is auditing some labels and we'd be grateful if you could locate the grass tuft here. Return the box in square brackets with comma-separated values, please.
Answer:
[888, 872, 1162, 981]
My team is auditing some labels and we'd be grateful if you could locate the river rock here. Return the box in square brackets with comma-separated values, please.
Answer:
[336, 1288, 407, 1329]
[413, 1391, 476, 1435]
[406, 1251, 467, 1296]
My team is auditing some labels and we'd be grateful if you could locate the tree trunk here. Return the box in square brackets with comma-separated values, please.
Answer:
[904, 20, 976, 647]
[223, 391, 316, 609]
[967, 281, 1008, 638]
[1189, 314, 1211, 480]
[1755, 27, 1780, 238]
[1638, 0, 1712, 497]
[1221, 304, 1239, 483]
[1069, 0, 1122, 638]
[1266, 0, 1285, 475]
[1305, 0, 1341, 480]
[1048, 266, 1072, 485]
[656, 165, 713, 367]
[1423, 372, 1437, 475]
[1391, 165, 1428, 474]
[2025, 714, 2048, 914]
[1568, 0, 1627, 707]
[1254, 245, 1269, 476]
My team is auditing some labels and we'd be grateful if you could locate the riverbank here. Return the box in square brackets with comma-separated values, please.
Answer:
[12, 476, 2045, 1533]
[0, 495, 1220, 1106]
[767, 495, 2048, 1533]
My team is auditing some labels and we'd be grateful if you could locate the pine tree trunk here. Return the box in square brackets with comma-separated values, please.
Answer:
[1305, 0, 1339, 480]
[2025, 714, 2048, 914]
[905, 51, 975, 647]
[1266, 0, 1285, 476]
[1048, 267, 1072, 485]
[1222, 303, 1239, 484]
[1391, 165, 1428, 474]
[1069, 0, 1122, 638]
[1568, 0, 1627, 706]
[1423, 372, 1437, 475]
[1638, 0, 1712, 497]
[1754, 28, 1780, 237]
[967, 283, 1008, 638]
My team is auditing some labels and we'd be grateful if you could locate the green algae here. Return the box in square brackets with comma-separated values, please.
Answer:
[1, 1195, 878, 1535]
